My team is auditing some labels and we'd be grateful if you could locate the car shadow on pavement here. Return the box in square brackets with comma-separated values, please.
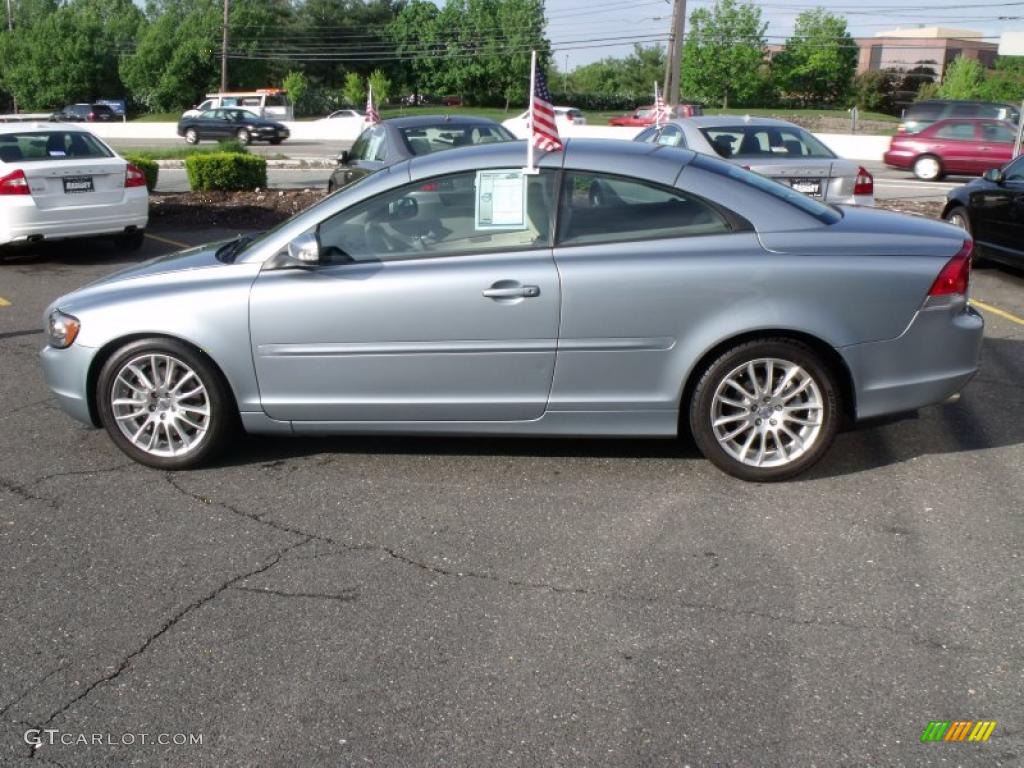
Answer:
[0, 237, 158, 268]
[804, 335, 1024, 480]
[211, 338, 1023, 479]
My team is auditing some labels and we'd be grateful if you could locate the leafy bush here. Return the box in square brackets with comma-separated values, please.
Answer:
[122, 154, 159, 192]
[184, 152, 267, 191]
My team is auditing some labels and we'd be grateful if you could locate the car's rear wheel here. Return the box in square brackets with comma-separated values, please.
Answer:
[689, 339, 840, 481]
[184, 128, 199, 145]
[235, 128, 251, 145]
[913, 155, 943, 181]
[96, 338, 235, 469]
[269, 138, 283, 145]
[115, 229, 145, 251]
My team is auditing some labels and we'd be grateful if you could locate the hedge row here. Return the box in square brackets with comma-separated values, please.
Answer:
[184, 152, 267, 192]
[122, 154, 159, 192]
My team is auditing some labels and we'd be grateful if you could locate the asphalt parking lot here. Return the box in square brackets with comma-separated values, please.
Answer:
[1, 224, 1022, 766]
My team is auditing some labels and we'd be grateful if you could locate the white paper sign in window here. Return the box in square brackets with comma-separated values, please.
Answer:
[475, 170, 526, 230]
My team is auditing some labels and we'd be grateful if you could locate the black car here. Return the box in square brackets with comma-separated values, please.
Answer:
[943, 154, 1024, 267]
[51, 103, 116, 122]
[176, 108, 289, 145]
[328, 115, 515, 192]
[901, 100, 1020, 134]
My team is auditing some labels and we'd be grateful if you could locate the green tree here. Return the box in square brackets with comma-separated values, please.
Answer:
[853, 70, 896, 113]
[342, 71, 366, 107]
[772, 9, 856, 106]
[681, 0, 767, 108]
[282, 70, 309, 115]
[937, 55, 985, 100]
[368, 69, 391, 105]
[978, 56, 1024, 103]
[390, 0, 442, 98]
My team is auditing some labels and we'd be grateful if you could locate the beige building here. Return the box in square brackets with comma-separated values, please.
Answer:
[856, 27, 998, 79]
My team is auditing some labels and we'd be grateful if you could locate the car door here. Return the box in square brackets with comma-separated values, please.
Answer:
[972, 155, 1024, 261]
[930, 121, 978, 174]
[549, 168, 755, 415]
[249, 168, 561, 422]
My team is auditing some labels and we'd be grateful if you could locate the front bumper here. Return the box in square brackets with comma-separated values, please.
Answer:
[841, 302, 984, 420]
[39, 342, 99, 426]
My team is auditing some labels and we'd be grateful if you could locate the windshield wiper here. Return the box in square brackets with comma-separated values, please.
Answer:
[215, 234, 255, 262]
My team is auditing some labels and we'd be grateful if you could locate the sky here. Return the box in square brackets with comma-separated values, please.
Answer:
[546, 0, 1024, 69]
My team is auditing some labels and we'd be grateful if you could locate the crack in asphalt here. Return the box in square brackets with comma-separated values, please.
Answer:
[0, 328, 42, 340]
[0, 465, 136, 510]
[163, 473, 590, 596]
[0, 663, 69, 720]
[27, 537, 312, 758]
[0, 474, 61, 509]
[233, 585, 358, 603]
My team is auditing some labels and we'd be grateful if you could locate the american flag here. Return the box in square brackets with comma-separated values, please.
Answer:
[365, 85, 380, 125]
[531, 68, 562, 152]
[653, 83, 669, 126]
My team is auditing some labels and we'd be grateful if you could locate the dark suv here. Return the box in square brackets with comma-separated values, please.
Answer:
[900, 100, 1020, 134]
[51, 103, 116, 122]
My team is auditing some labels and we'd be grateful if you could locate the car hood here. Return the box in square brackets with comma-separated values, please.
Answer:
[86, 241, 233, 289]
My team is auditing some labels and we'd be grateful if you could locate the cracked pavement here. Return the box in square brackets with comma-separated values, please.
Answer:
[1, 233, 1022, 766]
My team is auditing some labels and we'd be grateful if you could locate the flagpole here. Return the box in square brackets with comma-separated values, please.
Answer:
[525, 49, 536, 174]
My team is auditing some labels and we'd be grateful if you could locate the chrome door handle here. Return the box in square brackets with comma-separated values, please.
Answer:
[482, 285, 540, 299]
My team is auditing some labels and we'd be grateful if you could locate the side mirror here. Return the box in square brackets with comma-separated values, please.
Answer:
[983, 168, 1005, 184]
[337, 150, 350, 166]
[265, 231, 321, 271]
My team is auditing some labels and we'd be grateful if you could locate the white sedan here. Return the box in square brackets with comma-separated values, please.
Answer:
[0, 123, 148, 250]
[310, 109, 369, 140]
[501, 107, 587, 139]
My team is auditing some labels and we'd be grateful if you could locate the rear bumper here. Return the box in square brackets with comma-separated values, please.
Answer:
[0, 190, 148, 245]
[39, 342, 99, 426]
[841, 302, 984, 420]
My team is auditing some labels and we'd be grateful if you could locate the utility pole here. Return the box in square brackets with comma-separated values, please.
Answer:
[220, 0, 229, 93]
[663, 0, 686, 107]
[6, 0, 16, 113]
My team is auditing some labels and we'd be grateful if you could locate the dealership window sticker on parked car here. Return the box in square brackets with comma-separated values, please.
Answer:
[475, 170, 526, 230]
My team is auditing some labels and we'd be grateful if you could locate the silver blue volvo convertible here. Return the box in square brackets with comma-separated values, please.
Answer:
[40, 140, 982, 481]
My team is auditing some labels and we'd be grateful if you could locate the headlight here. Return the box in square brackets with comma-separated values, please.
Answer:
[47, 310, 80, 349]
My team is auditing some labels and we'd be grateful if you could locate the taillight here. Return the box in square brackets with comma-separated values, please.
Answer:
[87, 112, 96, 121]
[0, 168, 30, 195]
[853, 166, 873, 196]
[419, 181, 439, 191]
[125, 163, 147, 188]
[928, 239, 973, 297]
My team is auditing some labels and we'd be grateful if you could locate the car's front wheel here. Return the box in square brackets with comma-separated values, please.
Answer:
[184, 128, 199, 145]
[689, 339, 839, 481]
[235, 128, 251, 145]
[96, 338, 235, 469]
[913, 155, 944, 181]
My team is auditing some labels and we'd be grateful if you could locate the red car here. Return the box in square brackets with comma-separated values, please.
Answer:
[883, 118, 1017, 181]
[608, 103, 703, 127]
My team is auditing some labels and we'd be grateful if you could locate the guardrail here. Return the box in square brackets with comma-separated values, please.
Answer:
[0, 113, 54, 122]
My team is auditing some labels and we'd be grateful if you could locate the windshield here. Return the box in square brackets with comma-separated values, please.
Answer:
[0, 130, 114, 162]
[700, 125, 836, 160]
[399, 124, 515, 156]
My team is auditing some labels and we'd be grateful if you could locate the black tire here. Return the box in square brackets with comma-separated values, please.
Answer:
[943, 205, 971, 236]
[689, 338, 840, 482]
[184, 128, 199, 145]
[912, 154, 944, 181]
[115, 229, 145, 251]
[96, 338, 236, 470]
[269, 138, 283, 145]
[235, 128, 251, 145]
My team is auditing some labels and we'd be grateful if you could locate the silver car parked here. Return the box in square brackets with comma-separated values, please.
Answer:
[635, 116, 875, 206]
[40, 140, 980, 481]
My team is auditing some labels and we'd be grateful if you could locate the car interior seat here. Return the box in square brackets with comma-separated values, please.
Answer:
[45, 133, 67, 156]
[711, 136, 734, 158]
[0, 144, 23, 162]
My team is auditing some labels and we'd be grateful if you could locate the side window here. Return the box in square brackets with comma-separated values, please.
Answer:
[656, 125, 685, 148]
[950, 103, 977, 118]
[1005, 156, 1024, 182]
[361, 128, 386, 161]
[556, 171, 733, 247]
[316, 169, 557, 263]
[934, 123, 976, 140]
[981, 122, 1016, 143]
[200, 110, 218, 120]
[349, 131, 368, 160]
